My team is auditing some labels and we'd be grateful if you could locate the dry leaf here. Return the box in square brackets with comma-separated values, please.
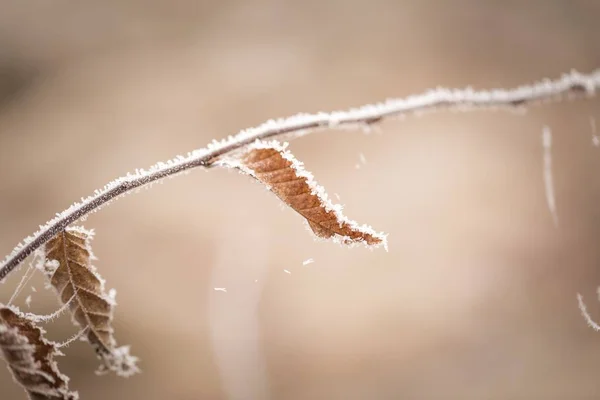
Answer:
[43, 227, 138, 377]
[0, 305, 78, 400]
[221, 141, 387, 248]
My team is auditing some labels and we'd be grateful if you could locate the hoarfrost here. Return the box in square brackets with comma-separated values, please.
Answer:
[44, 259, 60, 275]
[107, 288, 118, 306]
[542, 126, 558, 227]
[578, 293, 600, 331]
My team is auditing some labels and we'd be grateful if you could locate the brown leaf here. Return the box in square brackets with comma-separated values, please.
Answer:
[223, 141, 387, 248]
[43, 227, 138, 377]
[0, 305, 78, 400]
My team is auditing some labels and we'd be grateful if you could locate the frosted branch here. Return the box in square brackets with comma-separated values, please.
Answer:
[1, 69, 600, 281]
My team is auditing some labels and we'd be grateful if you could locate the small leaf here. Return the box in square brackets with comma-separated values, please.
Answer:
[42, 227, 139, 377]
[0, 305, 78, 400]
[221, 141, 387, 248]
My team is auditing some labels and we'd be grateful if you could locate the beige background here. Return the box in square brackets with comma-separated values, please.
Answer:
[1, 1, 600, 399]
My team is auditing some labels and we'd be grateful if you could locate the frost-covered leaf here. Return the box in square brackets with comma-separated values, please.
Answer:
[221, 141, 387, 248]
[42, 227, 138, 377]
[0, 305, 78, 400]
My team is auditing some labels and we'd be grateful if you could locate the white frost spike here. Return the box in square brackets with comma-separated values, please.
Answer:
[25, 295, 32, 308]
[542, 127, 558, 227]
[107, 288, 117, 306]
[214, 287, 227, 292]
[577, 293, 600, 331]
[302, 258, 314, 266]
[283, 269, 291, 274]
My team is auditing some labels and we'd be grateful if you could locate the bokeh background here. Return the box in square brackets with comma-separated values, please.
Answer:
[1, 1, 600, 399]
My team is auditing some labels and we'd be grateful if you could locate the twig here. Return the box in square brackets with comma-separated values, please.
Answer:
[1, 69, 600, 282]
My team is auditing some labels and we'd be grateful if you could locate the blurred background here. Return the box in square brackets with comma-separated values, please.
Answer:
[1, 1, 600, 399]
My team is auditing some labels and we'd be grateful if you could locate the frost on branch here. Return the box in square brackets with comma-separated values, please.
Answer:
[0, 305, 78, 400]
[577, 292, 600, 332]
[219, 141, 387, 248]
[42, 227, 139, 377]
[542, 126, 558, 227]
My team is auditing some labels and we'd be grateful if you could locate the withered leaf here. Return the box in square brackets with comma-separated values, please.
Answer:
[43, 227, 138, 377]
[0, 305, 78, 400]
[224, 141, 387, 247]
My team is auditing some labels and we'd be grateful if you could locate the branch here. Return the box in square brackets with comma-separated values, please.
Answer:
[1, 69, 599, 281]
